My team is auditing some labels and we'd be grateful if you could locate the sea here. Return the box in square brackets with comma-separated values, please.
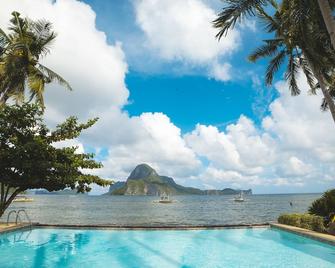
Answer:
[1, 193, 321, 226]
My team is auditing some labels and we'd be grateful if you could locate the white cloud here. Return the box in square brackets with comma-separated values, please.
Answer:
[95, 112, 201, 180]
[0, 0, 201, 193]
[134, 0, 240, 80]
[1, 0, 334, 194]
[185, 116, 274, 175]
[0, 0, 129, 123]
[184, 74, 335, 192]
[53, 139, 85, 154]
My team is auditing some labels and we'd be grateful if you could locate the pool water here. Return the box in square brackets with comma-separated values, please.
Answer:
[0, 227, 334, 268]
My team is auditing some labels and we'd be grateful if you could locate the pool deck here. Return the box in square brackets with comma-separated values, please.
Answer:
[271, 223, 335, 246]
[0, 223, 32, 234]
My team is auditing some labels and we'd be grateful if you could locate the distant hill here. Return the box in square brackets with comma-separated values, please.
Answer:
[204, 188, 252, 195]
[107, 164, 252, 196]
[34, 189, 86, 195]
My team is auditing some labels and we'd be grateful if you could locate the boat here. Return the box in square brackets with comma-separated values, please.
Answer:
[158, 194, 173, 204]
[13, 196, 34, 202]
[234, 192, 245, 202]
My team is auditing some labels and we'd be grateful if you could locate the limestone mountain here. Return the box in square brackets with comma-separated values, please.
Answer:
[109, 164, 202, 195]
[107, 164, 252, 196]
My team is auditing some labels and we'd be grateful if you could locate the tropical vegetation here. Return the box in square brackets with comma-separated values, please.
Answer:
[214, 0, 335, 124]
[278, 189, 335, 233]
[0, 104, 110, 218]
[0, 11, 71, 107]
[278, 213, 325, 232]
[0, 12, 108, 219]
[309, 189, 335, 224]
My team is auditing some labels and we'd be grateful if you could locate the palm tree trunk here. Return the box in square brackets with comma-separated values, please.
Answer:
[317, 74, 335, 123]
[318, 0, 335, 49]
[304, 53, 335, 124]
[312, 70, 335, 124]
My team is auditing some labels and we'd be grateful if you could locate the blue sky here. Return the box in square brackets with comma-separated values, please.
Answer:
[83, 0, 275, 131]
[1, 0, 334, 194]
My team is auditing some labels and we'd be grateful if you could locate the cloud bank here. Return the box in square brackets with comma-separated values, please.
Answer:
[0, 0, 334, 194]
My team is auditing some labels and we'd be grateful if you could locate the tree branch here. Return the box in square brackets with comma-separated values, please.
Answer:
[0, 183, 4, 205]
[4, 185, 11, 204]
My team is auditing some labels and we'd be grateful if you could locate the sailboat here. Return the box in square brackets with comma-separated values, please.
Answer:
[234, 191, 245, 202]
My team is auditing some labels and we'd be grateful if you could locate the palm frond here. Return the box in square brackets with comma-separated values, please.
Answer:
[28, 72, 45, 106]
[248, 39, 282, 62]
[299, 57, 317, 94]
[213, 0, 269, 39]
[285, 54, 300, 95]
[265, 50, 286, 86]
[255, 6, 279, 33]
[30, 19, 56, 56]
[0, 27, 12, 44]
[38, 64, 72, 91]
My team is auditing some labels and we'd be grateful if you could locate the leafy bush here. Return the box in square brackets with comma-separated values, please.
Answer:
[278, 213, 325, 233]
[309, 189, 335, 222]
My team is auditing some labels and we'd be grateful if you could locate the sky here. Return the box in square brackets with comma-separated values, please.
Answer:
[0, 0, 334, 194]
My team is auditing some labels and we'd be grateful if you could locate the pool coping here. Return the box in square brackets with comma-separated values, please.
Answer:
[0, 223, 33, 235]
[271, 223, 335, 246]
[0, 222, 269, 233]
[34, 223, 270, 231]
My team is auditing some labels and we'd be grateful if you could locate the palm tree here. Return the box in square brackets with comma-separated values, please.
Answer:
[214, 1, 335, 50]
[214, 1, 335, 124]
[0, 11, 71, 106]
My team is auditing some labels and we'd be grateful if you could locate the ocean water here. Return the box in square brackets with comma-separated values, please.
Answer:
[1, 193, 321, 225]
[0, 227, 334, 267]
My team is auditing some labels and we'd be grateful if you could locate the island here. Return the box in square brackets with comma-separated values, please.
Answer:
[106, 164, 252, 196]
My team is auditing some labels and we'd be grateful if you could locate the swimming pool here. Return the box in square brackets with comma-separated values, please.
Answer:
[0, 227, 334, 267]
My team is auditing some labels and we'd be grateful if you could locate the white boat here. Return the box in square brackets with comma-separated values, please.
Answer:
[234, 192, 245, 202]
[13, 196, 34, 202]
[158, 194, 172, 204]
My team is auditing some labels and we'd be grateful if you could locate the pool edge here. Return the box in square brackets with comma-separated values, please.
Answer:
[33, 223, 270, 231]
[271, 223, 335, 246]
[0, 223, 33, 235]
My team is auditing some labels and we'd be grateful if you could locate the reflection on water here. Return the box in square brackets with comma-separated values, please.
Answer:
[1, 194, 321, 225]
[1, 227, 334, 268]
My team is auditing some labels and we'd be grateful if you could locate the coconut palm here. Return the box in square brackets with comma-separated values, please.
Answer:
[214, 1, 335, 124]
[0, 11, 71, 106]
[214, 1, 335, 48]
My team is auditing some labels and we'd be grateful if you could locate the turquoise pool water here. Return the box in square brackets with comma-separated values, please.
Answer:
[0, 227, 334, 268]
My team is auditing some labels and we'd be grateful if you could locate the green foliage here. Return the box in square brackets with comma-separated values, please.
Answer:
[0, 11, 71, 106]
[0, 103, 111, 217]
[309, 189, 335, 220]
[214, 1, 335, 119]
[278, 213, 325, 232]
[213, 0, 274, 39]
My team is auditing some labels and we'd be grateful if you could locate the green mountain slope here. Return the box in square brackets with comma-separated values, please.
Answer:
[110, 164, 202, 195]
[108, 164, 251, 196]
